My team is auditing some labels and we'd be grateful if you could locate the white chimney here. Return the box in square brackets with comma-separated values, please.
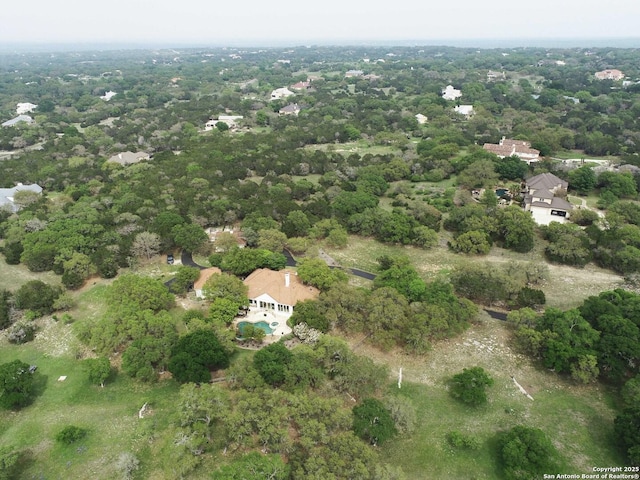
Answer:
[285, 272, 290, 287]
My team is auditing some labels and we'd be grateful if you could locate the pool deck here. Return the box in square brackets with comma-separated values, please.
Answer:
[234, 307, 292, 339]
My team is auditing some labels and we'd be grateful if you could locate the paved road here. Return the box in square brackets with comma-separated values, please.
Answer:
[181, 251, 205, 269]
[284, 249, 376, 280]
[484, 309, 507, 321]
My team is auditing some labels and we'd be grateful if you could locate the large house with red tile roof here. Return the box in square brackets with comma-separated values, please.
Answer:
[594, 69, 624, 81]
[243, 269, 319, 317]
[483, 137, 540, 164]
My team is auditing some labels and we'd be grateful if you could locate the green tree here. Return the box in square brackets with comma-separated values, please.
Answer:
[14, 280, 60, 316]
[450, 366, 494, 406]
[172, 223, 208, 253]
[497, 206, 536, 253]
[84, 357, 111, 387]
[209, 298, 241, 326]
[282, 210, 311, 238]
[170, 266, 201, 295]
[202, 272, 248, 306]
[297, 257, 348, 290]
[257, 228, 288, 252]
[0, 360, 35, 409]
[0, 290, 12, 330]
[289, 299, 330, 332]
[352, 398, 397, 446]
[569, 166, 596, 194]
[450, 230, 491, 255]
[107, 274, 174, 312]
[495, 155, 528, 180]
[168, 330, 231, 383]
[253, 342, 293, 386]
[614, 405, 640, 465]
[498, 426, 560, 480]
[458, 159, 499, 188]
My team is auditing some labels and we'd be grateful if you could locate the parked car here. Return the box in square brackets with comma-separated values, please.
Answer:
[167, 254, 174, 265]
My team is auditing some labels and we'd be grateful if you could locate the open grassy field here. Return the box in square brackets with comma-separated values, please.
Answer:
[323, 235, 624, 310]
[0, 256, 61, 293]
[346, 315, 625, 479]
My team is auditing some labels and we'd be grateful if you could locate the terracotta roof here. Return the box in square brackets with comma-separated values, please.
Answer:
[483, 138, 540, 158]
[243, 268, 319, 306]
[194, 267, 222, 291]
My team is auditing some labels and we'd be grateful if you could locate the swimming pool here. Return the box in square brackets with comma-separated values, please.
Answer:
[237, 321, 273, 335]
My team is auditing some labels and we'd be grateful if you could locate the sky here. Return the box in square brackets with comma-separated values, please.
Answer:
[2, 0, 639, 48]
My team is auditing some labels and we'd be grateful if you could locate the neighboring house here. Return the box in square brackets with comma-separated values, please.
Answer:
[244, 269, 319, 317]
[107, 151, 151, 165]
[194, 267, 223, 299]
[453, 105, 474, 117]
[594, 69, 624, 81]
[270, 87, 295, 100]
[100, 91, 117, 101]
[206, 226, 247, 249]
[290, 80, 310, 90]
[442, 85, 462, 101]
[0, 183, 42, 212]
[279, 103, 301, 116]
[345, 70, 364, 78]
[487, 70, 505, 81]
[483, 137, 540, 164]
[415, 113, 428, 125]
[523, 173, 572, 225]
[16, 103, 38, 114]
[205, 115, 244, 131]
[2, 115, 34, 127]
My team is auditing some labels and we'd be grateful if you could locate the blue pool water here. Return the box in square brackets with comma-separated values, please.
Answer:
[237, 321, 273, 335]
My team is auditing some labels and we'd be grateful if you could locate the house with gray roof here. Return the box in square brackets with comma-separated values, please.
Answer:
[107, 151, 151, 166]
[2, 115, 34, 127]
[0, 183, 43, 212]
[523, 173, 572, 225]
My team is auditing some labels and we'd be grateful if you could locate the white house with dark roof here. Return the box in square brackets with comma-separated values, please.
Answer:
[523, 173, 572, 225]
[0, 183, 42, 212]
[279, 103, 301, 116]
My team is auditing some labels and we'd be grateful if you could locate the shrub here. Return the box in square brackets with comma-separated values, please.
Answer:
[7, 322, 36, 344]
[55, 425, 88, 444]
[450, 366, 494, 406]
[447, 430, 481, 450]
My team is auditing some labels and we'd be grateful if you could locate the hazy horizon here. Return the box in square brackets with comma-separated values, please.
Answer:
[1, 37, 639, 55]
[2, 0, 639, 53]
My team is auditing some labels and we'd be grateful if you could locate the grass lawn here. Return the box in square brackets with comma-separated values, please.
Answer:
[0, 256, 61, 293]
[0, 337, 181, 480]
[350, 317, 625, 479]
[323, 234, 623, 310]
